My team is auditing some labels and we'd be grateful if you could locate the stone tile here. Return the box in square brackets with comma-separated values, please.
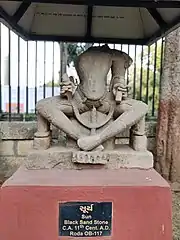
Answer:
[0, 122, 37, 140]
[116, 121, 156, 138]
[17, 140, 33, 156]
[0, 122, 61, 140]
[115, 137, 155, 153]
[0, 141, 14, 155]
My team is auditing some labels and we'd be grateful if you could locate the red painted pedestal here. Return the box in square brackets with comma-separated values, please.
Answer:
[0, 168, 172, 240]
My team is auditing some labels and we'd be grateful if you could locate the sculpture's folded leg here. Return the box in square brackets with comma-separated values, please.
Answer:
[34, 96, 84, 150]
[130, 117, 147, 151]
[78, 100, 148, 151]
[33, 114, 51, 150]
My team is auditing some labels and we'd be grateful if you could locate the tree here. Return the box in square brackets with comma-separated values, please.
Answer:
[156, 29, 180, 183]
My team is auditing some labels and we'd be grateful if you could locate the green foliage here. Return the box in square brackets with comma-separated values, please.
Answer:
[128, 41, 164, 117]
[24, 113, 37, 121]
[45, 81, 59, 87]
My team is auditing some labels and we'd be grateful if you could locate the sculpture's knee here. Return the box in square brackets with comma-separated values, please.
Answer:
[36, 99, 45, 112]
[133, 101, 148, 116]
[36, 98, 50, 114]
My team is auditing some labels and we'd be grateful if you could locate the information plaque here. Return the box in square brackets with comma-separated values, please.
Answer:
[59, 202, 112, 237]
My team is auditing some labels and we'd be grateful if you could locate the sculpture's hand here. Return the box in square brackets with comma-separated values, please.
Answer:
[60, 73, 76, 98]
[61, 82, 73, 95]
[112, 83, 127, 103]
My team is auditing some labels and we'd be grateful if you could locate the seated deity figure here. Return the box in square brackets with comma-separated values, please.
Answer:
[34, 44, 148, 152]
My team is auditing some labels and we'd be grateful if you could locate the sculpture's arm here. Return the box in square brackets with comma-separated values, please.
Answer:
[59, 73, 76, 99]
[110, 51, 133, 103]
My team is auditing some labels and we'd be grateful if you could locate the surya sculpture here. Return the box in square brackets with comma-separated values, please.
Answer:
[33, 45, 149, 165]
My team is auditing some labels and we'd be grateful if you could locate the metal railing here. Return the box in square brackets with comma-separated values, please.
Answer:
[0, 23, 164, 121]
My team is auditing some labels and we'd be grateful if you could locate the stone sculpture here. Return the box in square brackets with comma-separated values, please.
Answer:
[30, 45, 153, 168]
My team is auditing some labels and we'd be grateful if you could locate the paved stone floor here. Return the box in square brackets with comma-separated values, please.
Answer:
[172, 192, 180, 240]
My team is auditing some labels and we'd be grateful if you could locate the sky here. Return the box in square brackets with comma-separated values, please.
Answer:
[0, 23, 143, 88]
[1, 23, 61, 87]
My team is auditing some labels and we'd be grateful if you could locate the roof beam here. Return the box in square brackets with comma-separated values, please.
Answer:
[29, 33, 146, 45]
[6, 0, 180, 8]
[146, 13, 180, 45]
[147, 8, 166, 28]
[0, 6, 29, 40]
[86, 5, 93, 38]
[13, 1, 31, 23]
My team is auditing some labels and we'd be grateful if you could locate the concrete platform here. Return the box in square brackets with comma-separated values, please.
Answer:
[0, 167, 172, 240]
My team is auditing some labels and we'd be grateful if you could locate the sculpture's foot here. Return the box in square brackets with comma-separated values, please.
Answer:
[33, 136, 51, 150]
[93, 145, 104, 151]
[131, 135, 147, 151]
[77, 135, 101, 151]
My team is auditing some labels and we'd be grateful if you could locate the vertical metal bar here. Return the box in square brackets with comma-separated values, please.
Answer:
[155, 38, 165, 118]
[139, 45, 143, 101]
[26, 41, 29, 115]
[52, 42, 55, 96]
[157, 38, 165, 112]
[113, 44, 115, 49]
[43, 41, 46, 99]
[127, 44, 130, 86]
[17, 36, 20, 113]
[133, 45, 137, 99]
[145, 46, 150, 105]
[8, 29, 11, 121]
[0, 24, 2, 113]
[60, 42, 62, 81]
[152, 42, 157, 116]
[35, 41, 37, 112]
[120, 44, 122, 51]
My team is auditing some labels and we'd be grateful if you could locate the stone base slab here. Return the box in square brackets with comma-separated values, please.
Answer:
[25, 144, 153, 170]
[0, 168, 172, 240]
[33, 136, 51, 150]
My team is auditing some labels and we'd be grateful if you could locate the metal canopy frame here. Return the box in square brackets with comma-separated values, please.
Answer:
[1, 0, 180, 45]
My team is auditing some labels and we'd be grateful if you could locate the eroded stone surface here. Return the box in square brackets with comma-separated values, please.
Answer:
[0, 122, 60, 140]
[26, 147, 73, 170]
[0, 122, 37, 140]
[33, 136, 51, 150]
[0, 141, 14, 156]
[0, 156, 25, 181]
[72, 151, 109, 164]
[17, 140, 33, 156]
[25, 144, 153, 170]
